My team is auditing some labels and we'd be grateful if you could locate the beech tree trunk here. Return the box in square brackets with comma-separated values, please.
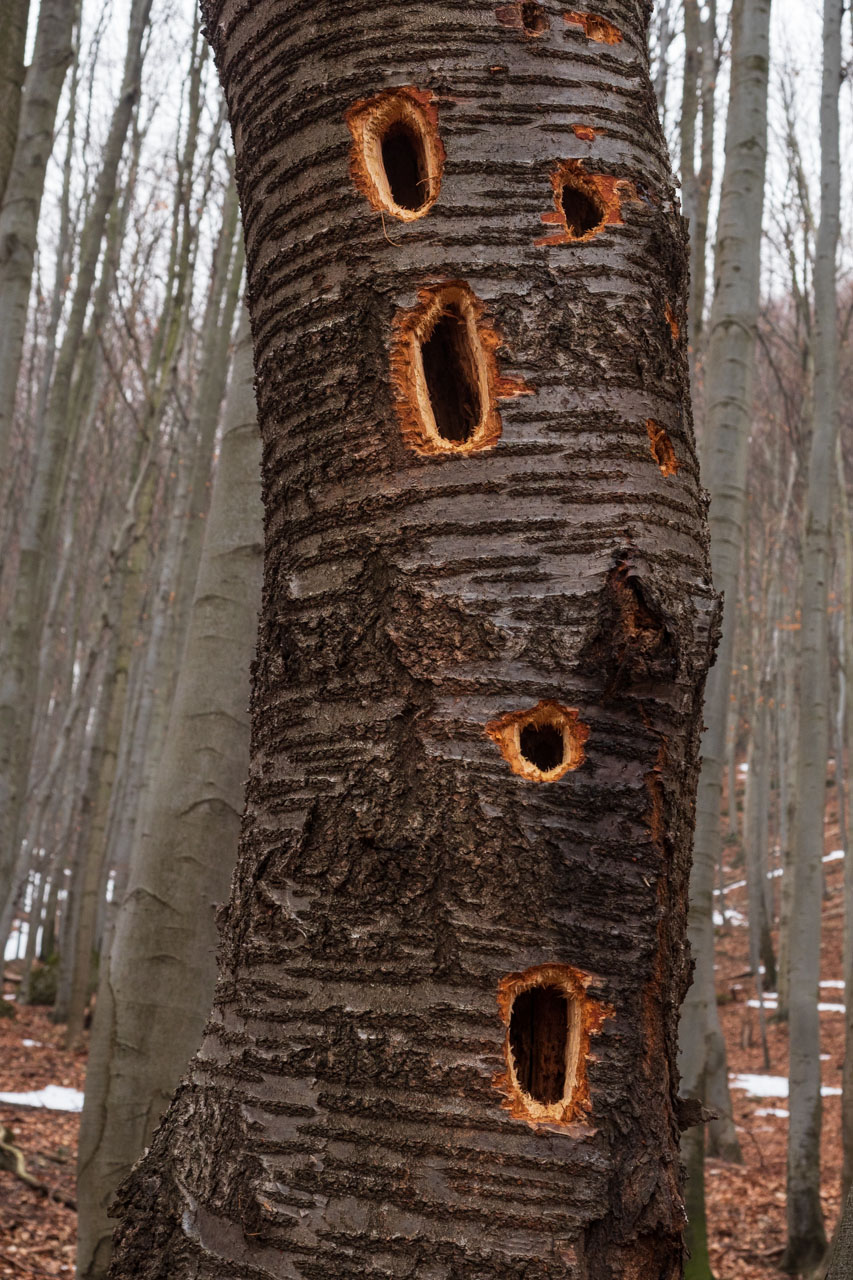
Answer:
[784, 0, 842, 1270]
[0, 0, 76, 464]
[109, 3, 716, 1276]
[679, 2, 772, 1250]
[77, 309, 261, 1280]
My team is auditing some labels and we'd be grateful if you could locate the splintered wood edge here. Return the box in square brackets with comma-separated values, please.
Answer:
[485, 699, 589, 782]
[390, 281, 532, 457]
[564, 10, 623, 43]
[537, 159, 639, 247]
[494, 962, 611, 1127]
[346, 86, 445, 223]
[646, 419, 679, 476]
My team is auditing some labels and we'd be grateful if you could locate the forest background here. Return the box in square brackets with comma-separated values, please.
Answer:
[1, 0, 853, 1277]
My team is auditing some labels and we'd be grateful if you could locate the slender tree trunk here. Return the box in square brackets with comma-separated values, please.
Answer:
[827, 1185, 853, 1280]
[0, 0, 153, 924]
[109, 4, 717, 1276]
[0, 0, 30, 205]
[784, 1, 841, 1271]
[838, 442, 853, 1203]
[680, 4, 773, 1233]
[0, 0, 76, 464]
[79, 310, 261, 1280]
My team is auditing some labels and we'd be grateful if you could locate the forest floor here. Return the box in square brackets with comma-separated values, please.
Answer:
[0, 800, 848, 1278]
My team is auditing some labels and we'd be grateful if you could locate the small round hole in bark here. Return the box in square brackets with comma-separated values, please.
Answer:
[521, 1, 549, 33]
[420, 305, 483, 444]
[519, 723, 563, 772]
[509, 984, 570, 1105]
[560, 177, 605, 238]
[380, 120, 428, 211]
[485, 700, 588, 782]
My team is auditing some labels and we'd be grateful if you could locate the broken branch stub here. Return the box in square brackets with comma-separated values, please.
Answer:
[346, 87, 445, 222]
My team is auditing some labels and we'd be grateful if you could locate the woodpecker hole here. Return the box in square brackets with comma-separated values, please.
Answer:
[521, 1, 550, 33]
[381, 121, 428, 211]
[564, 10, 623, 43]
[646, 420, 679, 477]
[560, 176, 605, 239]
[519, 722, 564, 773]
[347, 89, 444, 222]
[420, 304, 483, 444]
[509, 984, 571, 1105]
[494, 963, 609, 1126]
[485, 700, 588, 782]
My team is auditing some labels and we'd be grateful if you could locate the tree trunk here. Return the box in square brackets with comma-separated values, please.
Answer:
[108, 3, 717, 1276]
[784, 1, 842, 1269]
[838, 442, 853, 1203]
[827, 1185, 853, 1280]
[0, 0, 76, 464]
[680, 0, 773, 1224]
[78, 309, 261, 1280]
[0, 0, 152, 925]
[0, 0, 30, 205]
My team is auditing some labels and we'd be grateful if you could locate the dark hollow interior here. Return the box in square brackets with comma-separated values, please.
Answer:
[521, 1, 549, 33]
[560, 182, 604, 238]
[509, 985, 569, 1105]
[519, 722, 564, 772]
[381, 121, 428, 211]
[420, 308, 482, 443]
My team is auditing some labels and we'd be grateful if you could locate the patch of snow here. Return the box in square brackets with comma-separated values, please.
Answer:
[731, 1073, 789, 1098]
[738, 763, 750, 774]
[820, 980, 845, 989]
[714, 909, 748, 927]
[0, 1085, 84, 1112]
[823, 850, 845, 863]
[731, 1074, 844, 1101]
[21, 1039, 42, 1048]
[819, 1003, 846, 1013]
[821, 1054, 832, 1061]
[756, 1108, 789, 1118]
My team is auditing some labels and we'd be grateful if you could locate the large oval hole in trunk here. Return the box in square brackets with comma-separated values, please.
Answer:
[380, 121, 428, 211]
[420, 306, 482, 444]
[509, 984, 569, 1105]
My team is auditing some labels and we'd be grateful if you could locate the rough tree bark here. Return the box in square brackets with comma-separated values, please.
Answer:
[109, 3, 717, 1276]
[784, 0, 842, 1270]
[680, 0, 772, 1237]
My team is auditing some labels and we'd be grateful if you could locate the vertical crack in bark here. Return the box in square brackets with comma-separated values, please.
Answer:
[495, 963, 610, 1126]
[646, 419, 679, 476]
[485, 699, 589, 782]
[564, 10, 623, 43]
[346, 87, 444, 222]
[391, 281, 531, 456]
[537, 160, 639, 246]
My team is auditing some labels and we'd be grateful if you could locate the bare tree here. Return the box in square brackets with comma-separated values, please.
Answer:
[108, 1, 717, 1274]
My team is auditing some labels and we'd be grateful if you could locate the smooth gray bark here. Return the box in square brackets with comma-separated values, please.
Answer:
[0, 0, 76, 464]
[680, 0, 772, 1181]
[0, 0, 153, 928]
[77, 310, 261, 1280]
[784, 2, 842, 1268]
